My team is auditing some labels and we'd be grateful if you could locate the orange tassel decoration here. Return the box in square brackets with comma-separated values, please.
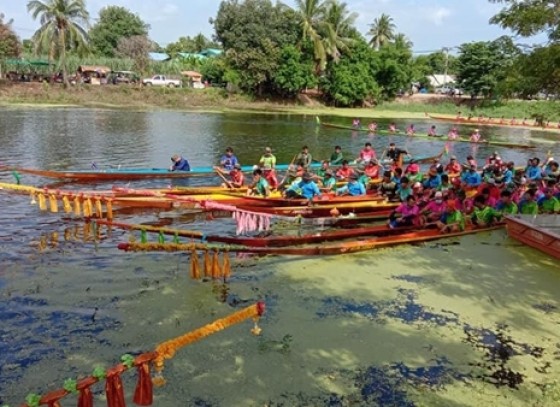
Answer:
[49, 194, 58, 213]
[105, 368, 126, 407]
[190, 249, 200, 280]
[133, 362, 154, 406]
[106, 199, 113, 220]
[84, 198, 93, 218]
[95, 198, 103, 218]
[211, 251, 221, 279]
[38, 193, 47, 211]
[222, 251, 231, 280]
[74, 196, 82, 216]
[30, 192, 37, 205]
[204, 250, 212, 278]
[62, 196, 72, 213]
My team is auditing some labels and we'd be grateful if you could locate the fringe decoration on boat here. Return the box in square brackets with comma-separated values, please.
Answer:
[106, 198, 113, 220]
[190, 249, 200, 280]
[105, 368, 126, 407]
[173, 232, 180, 244]
[77, 386, 94, 407]
[49, 194, 58, 213]
[62, 196, 72, 213]
[95, 198, 103, 218]
[30, 192, 36, 205]
[140, 229, 148, 244]
[222, 251, 231, 280]
[153, 302, 265, 386]
[38, 193, 47, 211]
[74, 196, 82, 216]
[211, 250, 221, 279]
[158, 231, 165, 244]
[202, 201, 274, 236]
[85, 198, 94, 218]
[204, 250, 212, 278]
[133, 362, 154, 406]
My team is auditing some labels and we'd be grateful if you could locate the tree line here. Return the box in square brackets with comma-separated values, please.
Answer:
[0, 0, 558, 104]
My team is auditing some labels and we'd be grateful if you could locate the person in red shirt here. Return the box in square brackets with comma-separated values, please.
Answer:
[356, 142, 376, 164]
[215, 164, 245, 188]
[445, 156, 462, 174]
[363, 159, 381, 179]
[336, 160, 355, 181]
[263, 165, 278, 190]
[476, 179, 501, 201]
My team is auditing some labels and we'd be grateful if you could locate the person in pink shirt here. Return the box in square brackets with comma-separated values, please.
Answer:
[470, 129, 484, 142]
[445, 156, 462, 174]
[368, 121, 378, 132]
[388, 195, 420, 228]
[388, 122, 397, 133]
[420, 191, 447, 225]
[336, 160, 356, 181]
[447, 127, 459, 140]
[406, 124, 416, 136]
[428, 125, 437, 136]
[465, 155, 478, 169]
[356, 142, 376, 164]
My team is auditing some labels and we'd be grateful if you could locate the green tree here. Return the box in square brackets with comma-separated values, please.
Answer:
[27, 0, 89, 87]
[456, 37, 519, 98]
[89, 6, 149, 57]
[165, 36, 196, 56]
[273, 44, 317, 96]
[367, 13, 395, 50]
[0, 13, 21, 59]
[489, 0, 560, 42]
[321, 40, 380, 106]
[392, 33, 412, 50]
[22, 39, 34, 54]
[294, 0, 328, 71]
[514, 44, 560, 98]
[322, 0, 357, 62]
[375, 41, 413, 98]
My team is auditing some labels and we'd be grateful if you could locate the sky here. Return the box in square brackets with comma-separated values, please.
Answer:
[4, 0, 547, 53]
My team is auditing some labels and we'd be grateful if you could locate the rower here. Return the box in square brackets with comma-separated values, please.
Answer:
[321, 170, 337, 192]
[356, 142, 376, 164]
[538, 188, 560, 214]
[336, 160, 356, 181]
[461, 164, 482, 187]
[445, 155, 461, 174]
[284, 172, 321, 200]
[363, 159, 380, 180]
[427, 125, 437, 137]
[471, 195, 502, 226]
[404, 160, 422, 183]
[447, 127, 458, 140]
[169, 154, 190, 172]
[247, 169, 270, 197]
[330, 145, 344, 166]
[215, 163, 244, 188]
[368, 121, 378, 132]
[396, 176, 412, 201]
[385, 143, 410, 167]
[495, 190, 518, 215]
[388, 195, 420, 229]
[420, 191, 447, 226]
[352, 118, 361, 129]
[436, 200, 465, 233]
[388, 122, 397, 133]
[220, 147, 239, 171]
[470, 129, 483, 143]
[259, 147, 276, 169]
[406, 124, 415, 136]
[379, 170, 398, 200]
[263, 165, 278, 190]
[294, 145, 313, 169]
[336, 173, 366, 196]
[423, 167, 442, 189]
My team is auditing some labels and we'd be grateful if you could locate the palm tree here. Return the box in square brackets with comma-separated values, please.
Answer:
[294, 0, 327, 72]
[367, 13, 395, 50]
[322, 0, 357, 62]
[27, 0, 89, 87]
[193, 33, 207, 53]
[393, 33, 413, 51]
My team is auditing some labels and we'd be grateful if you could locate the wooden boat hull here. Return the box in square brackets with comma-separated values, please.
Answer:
[427, 114, 560, 133]
[505, 215, 560, 259]
[236, 201, 398, 217]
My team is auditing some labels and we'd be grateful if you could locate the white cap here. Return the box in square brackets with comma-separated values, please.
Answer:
[434, 191, 443, 198]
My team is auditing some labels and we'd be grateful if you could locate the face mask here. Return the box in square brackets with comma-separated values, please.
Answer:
[435, 199, 443, 204]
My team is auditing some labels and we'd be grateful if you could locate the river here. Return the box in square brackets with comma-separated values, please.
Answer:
[0, 107, 559, 406]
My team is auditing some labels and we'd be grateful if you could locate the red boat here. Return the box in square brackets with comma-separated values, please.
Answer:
[505, 215, 560, 259]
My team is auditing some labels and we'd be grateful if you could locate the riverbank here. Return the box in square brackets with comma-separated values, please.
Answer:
[1, 82, 559, 123]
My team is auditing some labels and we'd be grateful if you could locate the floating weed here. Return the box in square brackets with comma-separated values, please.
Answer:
[257, 334, 293, 355]
[391, 274, 427, 284]
[533, 302, 558, 314]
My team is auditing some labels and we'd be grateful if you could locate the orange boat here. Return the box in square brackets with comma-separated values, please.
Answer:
[505, 215, 560, 259]
[428, 114, 560, 132]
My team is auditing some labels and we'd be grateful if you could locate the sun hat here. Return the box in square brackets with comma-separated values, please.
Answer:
[434, 191, 443, 198]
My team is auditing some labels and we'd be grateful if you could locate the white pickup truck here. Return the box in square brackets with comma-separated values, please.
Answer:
[142, 75, 181, 87]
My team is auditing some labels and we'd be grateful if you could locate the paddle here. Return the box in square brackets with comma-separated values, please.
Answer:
[214, 168, 234, 189]
[279, 154, 298, 187]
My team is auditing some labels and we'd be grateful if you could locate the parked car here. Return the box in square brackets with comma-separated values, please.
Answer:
[435, 86, 453, 95]
[110, 71, 139, 85]
[142, 75, 181, 87]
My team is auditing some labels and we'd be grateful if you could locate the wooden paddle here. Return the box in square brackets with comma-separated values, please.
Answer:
[279, 154, 298, 187]
[214, 168, 234, 189]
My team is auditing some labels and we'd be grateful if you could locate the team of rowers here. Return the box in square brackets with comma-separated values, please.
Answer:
[173, 143, 560, 233]
[453, 112, 560, 129]
[350, 118, 489, 142]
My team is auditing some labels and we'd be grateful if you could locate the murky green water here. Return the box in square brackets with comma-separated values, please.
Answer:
[1, 107, 559, 406]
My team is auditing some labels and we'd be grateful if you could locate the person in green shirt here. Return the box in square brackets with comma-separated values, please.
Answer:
[437, 199, 466, 233]
[259, 147, 277, 169]
[321, 170, 337, 192]
[314, 161, 330, 179]
[518, 190, 539, 215]
[496, 190, 518, 215]
[247, 169, 270, 197]
[539, 188, 560, 214]
[329, 146, 344, 166]
[471, 195, 502, 226]
[294, 145, 313, 169]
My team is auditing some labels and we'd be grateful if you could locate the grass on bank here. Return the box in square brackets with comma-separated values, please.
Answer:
[0, 82, 559, 122]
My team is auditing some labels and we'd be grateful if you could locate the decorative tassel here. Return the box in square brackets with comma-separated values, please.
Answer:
[30, 192, 37, 205]
[38, 193, 47, 211]
[190, 249, 200, 280]
[77, 386, 94, 407]
[74, 196, 82, 216]
[106, 199, 113, 220]
[203, 250, 212, 278]
[222, 251, 231, 280]
[105, 369, 126, 407]
[49, 194, 58, 213]
[140, 229, 148, 244]
[173, 233, 180, 244]
[64, 228, 72, 241]
[83, 222, 91, 241]
[85, 198, 93, 218]
[158, 231, 165, 244]
[95, 199, 103, 218]
[211, 251, 221, 279]
[62, 196, 72, 213]
[133, 363, 154, 406]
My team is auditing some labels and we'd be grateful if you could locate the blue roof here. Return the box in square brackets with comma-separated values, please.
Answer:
[199, 48, 223, 57]
[177, 52, 207, 60]
[148, 52, 170, 62]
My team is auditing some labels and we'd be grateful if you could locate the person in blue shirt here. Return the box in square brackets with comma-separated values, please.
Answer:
[423, 167, 442, 189]
[461, 165, 481, 187]
[170, 154, 190, 171]
[220, 147, 239, 171]
[502, 161, 514, 185]
[525, 158, 542, 181]
[285, 172, 321, 200]
[336, 174, 366, 196]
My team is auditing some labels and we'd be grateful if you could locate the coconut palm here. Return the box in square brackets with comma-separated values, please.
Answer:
[367, 13, 395, 50]
[294, 0, 328, 72]
[393, 33, 413, 51]
[322, 0, 357, 62]
[27, 0, 90, 87]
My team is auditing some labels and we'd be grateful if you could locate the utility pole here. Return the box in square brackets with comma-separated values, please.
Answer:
[442, 46, 450, 86]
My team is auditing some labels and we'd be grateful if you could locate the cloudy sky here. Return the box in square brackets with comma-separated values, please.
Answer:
[4, 0, 546, 52]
